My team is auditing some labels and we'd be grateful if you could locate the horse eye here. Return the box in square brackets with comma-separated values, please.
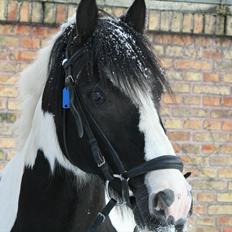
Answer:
[91, 87, 106, 105]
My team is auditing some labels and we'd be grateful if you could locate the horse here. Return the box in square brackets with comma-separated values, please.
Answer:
[0, 0, 192, 231]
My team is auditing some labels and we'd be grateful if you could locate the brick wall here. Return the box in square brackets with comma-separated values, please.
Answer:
[0, 1, 232, 231]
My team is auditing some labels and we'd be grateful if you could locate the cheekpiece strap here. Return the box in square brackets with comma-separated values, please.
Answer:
[88, 199, 117, 232]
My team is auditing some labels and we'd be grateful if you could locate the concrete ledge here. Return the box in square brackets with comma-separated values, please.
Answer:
[0, 0, 231, 37]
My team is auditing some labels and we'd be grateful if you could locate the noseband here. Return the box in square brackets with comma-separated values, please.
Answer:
[61, 48, 184, 232]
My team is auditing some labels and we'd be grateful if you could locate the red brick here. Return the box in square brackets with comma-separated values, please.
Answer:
[203, 96, 221, 106]
[218, 216, 232, 225]
[203, 73, 220, 81]
[7, 1, 18, 21]
[195, 36, 213, 47]
[15, 25, 31, 35]
[56, 4, 67, 24]
[194, 14, 204, 33]
[224, 227, 232, 232]
[162, 94, 182, 104]
[19, 38, 40, 49]
[224, 97, 232, 106]
[172, 35, 193, 46]
[203, 120, 221, 130]
[32, 27, 49, 37]
[202, 49, 222, 60]
[202, 144, 217, 153]
[223, 121, 232, 130]
[167, 131, 190, 141]
[0, 25, 16, 35]
[16, 51, 37, 61]
[175, 60, 212, 70]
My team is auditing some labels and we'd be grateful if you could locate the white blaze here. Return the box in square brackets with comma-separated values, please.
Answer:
[138, 94, 175, 159]
[138, 93, 192, 223]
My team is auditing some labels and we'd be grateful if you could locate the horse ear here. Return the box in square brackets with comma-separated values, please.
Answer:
[121, 0, 146, 33]
[76, 0, 98, 42]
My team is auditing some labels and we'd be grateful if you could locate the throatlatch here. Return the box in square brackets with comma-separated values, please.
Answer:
[61, 50, 186, 232]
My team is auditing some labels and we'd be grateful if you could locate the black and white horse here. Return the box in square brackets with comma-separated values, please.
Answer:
[0, 0, 192, 231]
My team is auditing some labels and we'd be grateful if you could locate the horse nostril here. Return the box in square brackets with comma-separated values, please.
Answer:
[152, 189, 175, 210]
[175, 218, 186, 232]
[167, 215, 175, 225]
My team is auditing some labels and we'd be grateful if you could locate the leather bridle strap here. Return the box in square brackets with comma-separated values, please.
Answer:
[125, 155, 183, 179]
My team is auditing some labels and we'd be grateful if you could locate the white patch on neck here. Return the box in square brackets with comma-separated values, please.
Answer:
[24, 97, 88, 179]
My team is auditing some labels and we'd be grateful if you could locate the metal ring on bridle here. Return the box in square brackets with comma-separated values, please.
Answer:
[62, 58, 68, 66]
[105, 174, 129, 206]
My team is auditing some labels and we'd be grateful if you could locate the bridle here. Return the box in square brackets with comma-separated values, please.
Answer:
[61, 47, 185, 232]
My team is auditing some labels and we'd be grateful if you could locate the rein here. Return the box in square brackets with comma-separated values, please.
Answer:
[61, 50, 184, 232]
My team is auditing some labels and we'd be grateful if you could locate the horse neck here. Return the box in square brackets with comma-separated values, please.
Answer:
[12, 149, 111, 232]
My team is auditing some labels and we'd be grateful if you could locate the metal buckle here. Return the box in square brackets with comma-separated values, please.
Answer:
[97, 156, 106, 168]
[97, 212, 106, 223]
[65, 74, 75, 86]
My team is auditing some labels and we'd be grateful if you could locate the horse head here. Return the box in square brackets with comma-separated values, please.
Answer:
[42, 0, 193, 231]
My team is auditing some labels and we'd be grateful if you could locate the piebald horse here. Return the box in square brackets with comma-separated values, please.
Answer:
[0, 0, 192, 231]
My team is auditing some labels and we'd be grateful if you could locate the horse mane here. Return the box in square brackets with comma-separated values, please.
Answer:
[15, 17, 76, 151]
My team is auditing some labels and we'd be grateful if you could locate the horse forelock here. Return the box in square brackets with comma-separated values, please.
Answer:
[47, 13, 171, 110]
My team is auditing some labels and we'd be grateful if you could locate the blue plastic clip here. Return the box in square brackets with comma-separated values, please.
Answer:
[62, 87, 71, 109]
